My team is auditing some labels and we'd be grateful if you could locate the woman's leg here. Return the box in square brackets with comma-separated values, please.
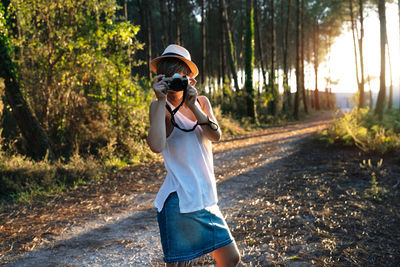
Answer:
[211, 241, 241, 267]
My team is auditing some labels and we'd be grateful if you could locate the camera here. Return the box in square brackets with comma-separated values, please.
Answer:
[162, 73, 188, 92]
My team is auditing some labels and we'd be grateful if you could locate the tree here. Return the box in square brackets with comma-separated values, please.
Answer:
[218, 1, 226, 100]
[313, 22, 320, 110]
[375, 0, 387, 119]
[268, 0, 279, 116]
[0, 1, 55, 161]
[282, 0, 293, 113]
[200, 0, 206, 87]
[143, 0, 152, 79]
[6, 0, 143, 158]
[159, 0, 168, 47]
[175, 0, 183, 45]
[300, 0, 308, 114]
[358, 0, 366, 108]
[221, 0, 240, 92]
[253, 0, 268, 93]
[245, 0, 256, 119]
[294, 0, 300, 120]
[349, 0, 366, 109]
[387, 35, 393, 109]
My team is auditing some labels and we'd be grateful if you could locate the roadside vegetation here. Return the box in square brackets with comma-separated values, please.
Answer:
[318, 107, 400, 206]
[319, 108, 400, 154]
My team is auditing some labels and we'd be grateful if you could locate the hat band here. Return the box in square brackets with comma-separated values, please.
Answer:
[162, 52, 186, 58]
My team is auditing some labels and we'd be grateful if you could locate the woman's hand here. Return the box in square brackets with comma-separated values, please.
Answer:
[152, 74, 168, 101]
[185, 78, 198, 110]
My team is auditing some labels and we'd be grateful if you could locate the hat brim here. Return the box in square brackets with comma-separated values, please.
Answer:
[150, 55, 199, 78]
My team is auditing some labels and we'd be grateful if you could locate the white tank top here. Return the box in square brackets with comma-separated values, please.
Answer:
[154, 100, 218, 213]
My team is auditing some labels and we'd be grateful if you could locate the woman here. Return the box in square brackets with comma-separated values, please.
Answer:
[147, 44, 240, 266]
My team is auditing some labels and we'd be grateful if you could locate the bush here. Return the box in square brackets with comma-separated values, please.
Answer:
[213, 105, 246, 137]
[319, 108, 400, 154]
[4, 0, 148, 161]
[0, 151, 102, 203]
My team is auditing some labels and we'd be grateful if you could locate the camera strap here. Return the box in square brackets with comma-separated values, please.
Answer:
[165, 91, 218, 132]
[165, 89, 198, 132]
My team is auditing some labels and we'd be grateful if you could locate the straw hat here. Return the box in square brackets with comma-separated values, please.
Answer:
[150, 44, 199, 78]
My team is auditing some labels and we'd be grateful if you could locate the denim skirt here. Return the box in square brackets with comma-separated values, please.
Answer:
[156, 192, 234, 263]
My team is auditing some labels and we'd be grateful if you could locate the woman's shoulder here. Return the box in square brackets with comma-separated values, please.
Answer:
[197, 95, 211, 110]
[149, 99, 166, 110]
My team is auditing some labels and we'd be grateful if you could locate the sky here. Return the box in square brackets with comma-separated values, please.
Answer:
[309, 2, 399, 93]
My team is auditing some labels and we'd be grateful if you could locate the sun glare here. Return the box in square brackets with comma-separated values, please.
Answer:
[311, 2, 399, 93]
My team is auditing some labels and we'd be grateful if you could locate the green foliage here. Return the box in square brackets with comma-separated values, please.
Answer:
[319, 108, 400, 154]
[3, 0, 151, 161]
[360, 158, 388, 202]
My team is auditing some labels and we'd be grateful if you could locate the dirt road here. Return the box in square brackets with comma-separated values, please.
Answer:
[8, 111, 394, 266]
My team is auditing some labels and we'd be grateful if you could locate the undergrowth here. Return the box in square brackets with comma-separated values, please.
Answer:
[213, 106, 247, 136]
[0, 106, 247, 206]
[0, 151, 103, 205]
[319, 107, 400, 154]
[360, 158, 388, 202]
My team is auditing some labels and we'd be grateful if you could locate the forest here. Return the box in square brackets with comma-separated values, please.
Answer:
[0, 0, 397, 162]
[0, 0, 399, 265]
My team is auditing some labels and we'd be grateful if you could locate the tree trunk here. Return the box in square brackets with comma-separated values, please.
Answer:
[245, 0, 256, 120]
[254, 0, 268, 92]
[122, 0, 132, 73]
[219, 3, 226, 100]
[293, 0, 300, 120]
[313, 23, 320, 110]
[282, 0, 292, 113]
[143, 0, 152, 79]
[175, 0, 182, 45]
[200, 0, 206, 87]
[239, 0, 246, 83]
[358, 0, 365, 108]
[369, 89, 373, 109]
[167, 0, 173, 43]
[349, 0, 361, 106]
[206, 2, 214, 99]
[365, 76, 373, 109]
[0, 4, 55, 161]
[387, 36, 393, 109]
[269, 0, 278, 116]
[159, 0, 168, 47]
[300, 0, 308, 113]
[123, 0, 128, 19]
[375, 0, 386, 119]
[221, 0, 239, 92]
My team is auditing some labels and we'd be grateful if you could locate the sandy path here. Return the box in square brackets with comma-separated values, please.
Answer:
[4, 112, 333, 266]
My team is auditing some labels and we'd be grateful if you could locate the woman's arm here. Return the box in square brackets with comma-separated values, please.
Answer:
[147, 100, 167, 153]
[185, 82, 221, 142]
[192, 96, 222, 142]
[147, 75, 168, 153]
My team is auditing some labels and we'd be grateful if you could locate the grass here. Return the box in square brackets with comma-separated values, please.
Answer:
[319, 107, 400, 154]
[0, 151, 103, 206]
